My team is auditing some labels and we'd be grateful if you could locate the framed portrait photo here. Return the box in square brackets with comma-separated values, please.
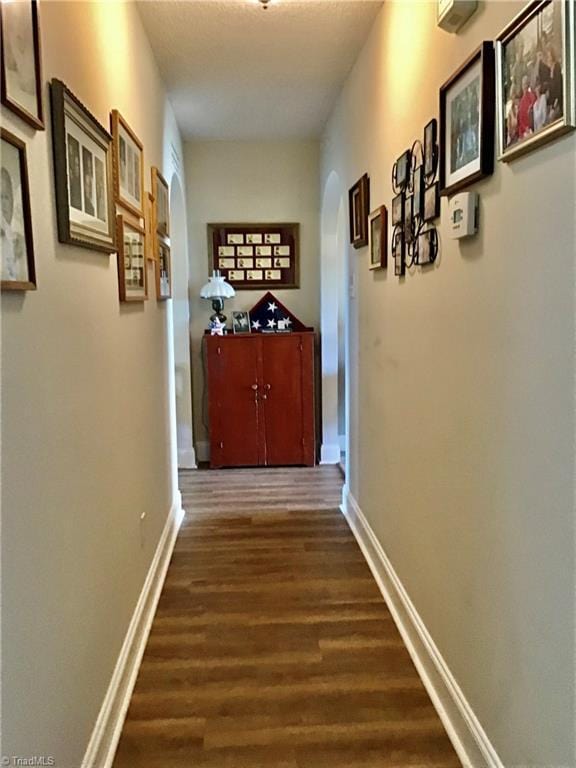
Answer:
[392, 226, 405, 277]
[156, 237, 172, 301]
[348, 173, 370, 249]
[152, 166, 169, 237]
[116, 215, 147, 302]
[0, 0, 43, 129]
[424, 182, 441, 221]
[439, 42, 495, 196]
[424, 118, 438, 179]
[403, 194, 414, 243]
[50, 79, 115, 253]
[496, 0, 575, 162]
[413, 165, 424, 219]
[391, 192, 404, 226]
[232, 311, 251, 334]
[393, 149, 412, 192]
[416, 228, 438, 266]
[368, 206, 388, 270]
[1, 129, 36, 291]
[111, 110, 144, 218]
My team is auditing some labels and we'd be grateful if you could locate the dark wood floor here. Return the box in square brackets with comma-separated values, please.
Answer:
[113, 466, 461, 768]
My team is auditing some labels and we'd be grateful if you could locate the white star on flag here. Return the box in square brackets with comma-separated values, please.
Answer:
[252, 320, 261, 330]
[284, 317, 292, 326]
[267, 302, 278, 313]
[267, 319, 277, 328]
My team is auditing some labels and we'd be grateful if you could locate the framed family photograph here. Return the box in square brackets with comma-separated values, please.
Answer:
[50, 79, 115, 252]
[232, 311, 251, 334]
[116, 215, 147, 302]
[368, 206, 388, 270]
[348, 173, 369, 249]
[424, 182, 441, 221]
[0, 0, 43, 129]
[424, 118, 438, 179]
[156, 237, 172, 300]
[1, 129, 36, 290]
[111, 110, 144, 218]
[496, 0, 575, 162]
[152, 166, 170, 237]
[439, 42, 495, 196]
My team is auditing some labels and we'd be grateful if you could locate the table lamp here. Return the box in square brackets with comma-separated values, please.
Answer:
[200, 270, 235, 330]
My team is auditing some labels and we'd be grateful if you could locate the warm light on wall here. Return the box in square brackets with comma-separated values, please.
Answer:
[91, 0, 132, 104]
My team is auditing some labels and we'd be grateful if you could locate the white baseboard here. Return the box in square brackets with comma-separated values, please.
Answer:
[320, 442, 341, 464]
[341, 488, 503, 768]
[195, 441, 210, 463]
[178, 447, 197, 469]
[81, 494, 185, 768]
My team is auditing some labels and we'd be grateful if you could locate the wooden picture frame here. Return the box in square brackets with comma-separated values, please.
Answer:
[208, 222, 300, 290]
[156, 236, 172, 300]
[496, 0, 575, 162]
[1, 128, 36, 290]
[151, 166, 169, 237]
[111, 110, 144, 218]
[368, 206, 387, 270]
[145, 191, 156, 261]
[116, 215, 147, 302]
[50, 79, 115, 253]
[0, 0, 44, 130]
[439, 42, 495, 196]
[349, 173, 370, 249]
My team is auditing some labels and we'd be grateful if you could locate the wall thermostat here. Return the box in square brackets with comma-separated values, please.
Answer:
[437, 0, 478, 33]
[448, 191, 479, 239]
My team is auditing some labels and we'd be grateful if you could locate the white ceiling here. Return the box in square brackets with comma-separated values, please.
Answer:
[137, 0, 383, 140]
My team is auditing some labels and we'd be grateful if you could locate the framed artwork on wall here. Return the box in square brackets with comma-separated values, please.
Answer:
[348, 173, 370, 248]
[145, 191, 155, 260]
[0, 0, 44, 129]
[423, 118, 438, 179]
[391, 192, 404, 226]
[111, 110, 144, 218]
[439, 42, 495, 196]
[392, 226, 405, 277]
[368, 206, 388, 270]
[424, 182, 440, 221]
[50, 79, 116, 253]
[116, 215, 147, 302]
[152, 166, 169, 237]
[1, 128, 36, 291]
[496, 0, 575, 162]
[156, 237, 172, 300]
[392, 150, 412, 192]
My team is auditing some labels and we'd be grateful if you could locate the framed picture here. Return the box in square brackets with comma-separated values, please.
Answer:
[392, 226, 405, 277]
[392, 149, 412, 192]
[439, 42, 495, 196]
[116, 215, 147, 302]
[413, 165, 424, 218]
[232, 311, 251, 334]
[424, 118, 438, 179]
[348, 173, 370, 248]
[403, 194, 414, 243]
[496, 0, 575, 162]
[0, 0, 43, 129]
[111, 110, 144, 218]
[152, 166, 169, 237]
[50, 79, 115, 253]
[145, 191, 155, 260]
[1, 129, 36, 290]
[156, 237, 171, 300]
[416, 228, 439, 266]
[391, 192, 404, 226]
[424, 183, 441, 221]
[368, 206, 388, 270]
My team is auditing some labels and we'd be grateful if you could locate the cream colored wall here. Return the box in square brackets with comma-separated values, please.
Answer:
[322, 2, 575, 765]
[1, 2, 184, 765]
[184, 140, 320, 453]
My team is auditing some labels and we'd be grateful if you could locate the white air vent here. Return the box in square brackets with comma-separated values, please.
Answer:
[437, 0, 478, 33]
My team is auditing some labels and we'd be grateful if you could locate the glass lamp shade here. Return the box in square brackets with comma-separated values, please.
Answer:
[200, 270, 235, 300]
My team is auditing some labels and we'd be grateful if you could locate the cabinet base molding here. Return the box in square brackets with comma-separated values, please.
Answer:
[81, 495, 184, 768]
[340, 487, 504, 768]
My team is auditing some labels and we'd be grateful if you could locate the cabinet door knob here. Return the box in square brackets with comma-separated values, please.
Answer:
[264, 384, 271, 391]
[251, 384, 258, 391]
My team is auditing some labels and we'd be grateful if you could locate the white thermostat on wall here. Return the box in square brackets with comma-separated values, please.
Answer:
[437, 0, 478, 33]
[448, 191, 479, 239]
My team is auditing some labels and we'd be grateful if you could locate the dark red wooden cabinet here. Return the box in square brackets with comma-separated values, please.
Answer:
[206, 332, 315, 468]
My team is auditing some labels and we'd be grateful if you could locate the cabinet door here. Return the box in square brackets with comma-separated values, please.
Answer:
[261, 334, 314, 466]
[206, 337, 263, 467]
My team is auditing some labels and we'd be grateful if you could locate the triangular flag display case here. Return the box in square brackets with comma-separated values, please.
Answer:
[247, 292, 311, 333]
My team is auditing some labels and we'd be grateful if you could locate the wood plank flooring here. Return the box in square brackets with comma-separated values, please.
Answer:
[112, 466, 461, 768]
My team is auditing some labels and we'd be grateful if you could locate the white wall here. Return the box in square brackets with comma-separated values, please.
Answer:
[1, 3, 184, 765]
[184, 140, 320, 455]
[322, 1, 575, 765]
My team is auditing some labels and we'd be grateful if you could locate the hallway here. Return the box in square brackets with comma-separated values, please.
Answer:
[112, 467, 460, 767]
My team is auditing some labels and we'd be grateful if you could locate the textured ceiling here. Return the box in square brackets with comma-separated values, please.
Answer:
[137, 0, 383, 140]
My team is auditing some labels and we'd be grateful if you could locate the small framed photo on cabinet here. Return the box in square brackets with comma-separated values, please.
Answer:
[116, 215, 147, 302]
[232, 311, 251, 334]
[368, 206, 387, 270]
[1, 129, 36, 290]
[111, 110, 144, 218]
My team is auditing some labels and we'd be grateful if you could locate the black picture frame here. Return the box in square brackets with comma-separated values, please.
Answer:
[424, 183, 440, 221]
[1, 128, 37, 291]
[349, 173, 370, 249]
[423, 118, 438, 179]
[416, 228, 438, 266]
[392, 149, 412, 192]
[403, 194, 414, 243]
[413, 165, 424, 218]
[439, 41, 495, 196]
[391, 192, 404, 226]
[0, 0, 44, 130]
[392, 226, 405, 277]
[50, 79, 116, 253]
